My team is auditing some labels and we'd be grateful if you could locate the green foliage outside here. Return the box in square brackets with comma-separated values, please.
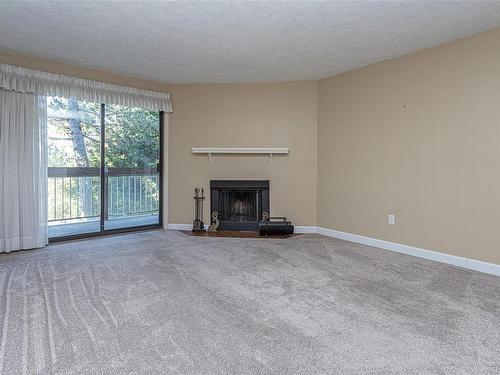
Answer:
[47, 96, 159, 168]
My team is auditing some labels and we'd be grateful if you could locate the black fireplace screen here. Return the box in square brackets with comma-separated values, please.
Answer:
[210, 180, 269, 231]
[227, 191, 257, 221]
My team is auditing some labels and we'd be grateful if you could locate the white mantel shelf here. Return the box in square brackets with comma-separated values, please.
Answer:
[192, 147, 289, 161]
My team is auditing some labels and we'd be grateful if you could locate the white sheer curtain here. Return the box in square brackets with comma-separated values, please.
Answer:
[0, 63, 172, 252]
[0, 63, 173, 112]
[0, 89, 48, 252]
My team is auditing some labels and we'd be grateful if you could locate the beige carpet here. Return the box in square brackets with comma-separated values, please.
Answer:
[0, 230, 499, 374]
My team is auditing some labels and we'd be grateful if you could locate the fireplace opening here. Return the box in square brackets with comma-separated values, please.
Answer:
[210, 180, 269, 231]
[228, 191, 257, 222]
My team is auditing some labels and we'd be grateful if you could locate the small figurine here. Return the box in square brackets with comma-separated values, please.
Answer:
[208, 211, 220, 232]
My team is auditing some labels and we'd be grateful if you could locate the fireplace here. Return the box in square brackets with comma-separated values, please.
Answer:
[210, 180, 269, 231]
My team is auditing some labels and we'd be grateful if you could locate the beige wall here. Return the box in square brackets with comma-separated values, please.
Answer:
[318, 28, 500, 264]
[167, 82, 317, 225]
[0, 51, 318, 227]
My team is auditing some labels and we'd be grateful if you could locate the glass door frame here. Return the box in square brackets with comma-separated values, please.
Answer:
[49, 110, 164, 242]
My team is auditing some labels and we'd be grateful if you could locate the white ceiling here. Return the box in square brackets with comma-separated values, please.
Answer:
[1, 1, 500, 84]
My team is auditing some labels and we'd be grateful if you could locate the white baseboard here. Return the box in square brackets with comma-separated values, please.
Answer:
[294, 226, 318, 234]
[166, 223, 192, 230]
[316, 227, 500, 277]
[166, 223, 499, 276]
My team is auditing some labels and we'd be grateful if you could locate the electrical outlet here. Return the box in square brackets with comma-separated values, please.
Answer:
[388, 214, 395, 225]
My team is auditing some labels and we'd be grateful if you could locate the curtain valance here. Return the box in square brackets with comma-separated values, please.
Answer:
[0, 63, 173, 112]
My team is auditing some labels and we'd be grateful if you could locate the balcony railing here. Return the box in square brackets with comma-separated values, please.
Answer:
[48, 167, 159, 222]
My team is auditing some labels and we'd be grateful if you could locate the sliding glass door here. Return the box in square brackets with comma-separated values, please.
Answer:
[47, 96, 102, 237]
[47, 96, 162, 240]
[103, 104, 161, 230]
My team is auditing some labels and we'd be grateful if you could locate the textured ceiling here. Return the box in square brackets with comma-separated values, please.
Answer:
[1, 1, 500, 83]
